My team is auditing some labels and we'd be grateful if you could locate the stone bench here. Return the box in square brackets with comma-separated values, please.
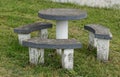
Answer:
[22, 37, 82, 69]
[14, 22, 52, 44]
[84, 24, 112, 61]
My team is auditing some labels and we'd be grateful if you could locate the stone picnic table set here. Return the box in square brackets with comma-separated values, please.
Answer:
[14, 8, 112, 70]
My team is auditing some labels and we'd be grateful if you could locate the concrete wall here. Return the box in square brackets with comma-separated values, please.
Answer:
[52, 0, 120, 8]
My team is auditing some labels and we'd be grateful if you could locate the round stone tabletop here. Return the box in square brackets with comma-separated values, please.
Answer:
[38, 8, 87, 20]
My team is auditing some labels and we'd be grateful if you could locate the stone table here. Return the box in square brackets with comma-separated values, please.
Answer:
[38, 8, 87, 69]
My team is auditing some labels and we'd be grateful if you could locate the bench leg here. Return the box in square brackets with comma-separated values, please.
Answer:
[28, 29, 47, 65]
[89, 32, 97, 48]
[18, 34, 31, 45]
[29, 48, 44, 64]
[56, 49, 62, 55]
[38, 29, 48, 39]
[96, 39, 110, 61]
[62, 49, 74, 69]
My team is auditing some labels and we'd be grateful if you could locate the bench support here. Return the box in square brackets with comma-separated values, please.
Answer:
[89, 32, 97, 47]
[29, 29, 48, 64]
[29, 48, 44, 64]
[88, 32, 110, 61]
[97, 39, 110, 61]
[62, 49, 74, 69]
[84, 24, 112, 61]
[18, 34, 31, 45]
[38, 29, 48, 38]
[85, 24, 112, 61]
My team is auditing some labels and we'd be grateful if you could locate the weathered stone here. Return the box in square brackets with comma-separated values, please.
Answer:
[84, 24, 112, 39]
[62, 49, 74, 69]
[18, 34, 31, 45]
[29, 48, 44, 64]
[87, 32, 97, 50]
[14, 22, 52, 34]
[38, 8, 85, 69]
[14, 22, 52, 45]
[84, 24, 112, 61]
[97, 39, 110, 61]
[38, 8, 87, 20]
[23, 38, 82, 49]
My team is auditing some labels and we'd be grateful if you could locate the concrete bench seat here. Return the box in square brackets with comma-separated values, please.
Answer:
[84, 24, 112, 61]
[22, 38, 82, 49]
[14, 22, 52, 44]
[84, 24, 112, 39]
[14, 22, 52, 34]
[22, 37, 82, 69]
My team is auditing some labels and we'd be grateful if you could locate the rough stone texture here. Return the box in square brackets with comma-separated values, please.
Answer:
[97, 39, 110, 61]
[22, 38, 82, 49]
[84, 24, 112, 39]
[89, 32, 97, 47]
[18, 34, 31, 45]
[38, 29, 48, 39]
[14, 22, 52, 34]
[29, 48, 44, 64]
[85, 24, 112, 61]
[52, 0, 120, 8]
[29, 29, 48, 65]
[62, 49, 74, 69]
[38, 8, 87, 20]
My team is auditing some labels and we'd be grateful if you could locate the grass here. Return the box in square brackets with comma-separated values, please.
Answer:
[0, 0, 120, 77]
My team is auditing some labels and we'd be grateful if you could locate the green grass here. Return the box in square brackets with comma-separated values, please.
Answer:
[0, 0, 120, 77]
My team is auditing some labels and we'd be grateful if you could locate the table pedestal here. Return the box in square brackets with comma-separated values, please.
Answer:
[56, 20, 74, 69]
[56, 21, 68, 55]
